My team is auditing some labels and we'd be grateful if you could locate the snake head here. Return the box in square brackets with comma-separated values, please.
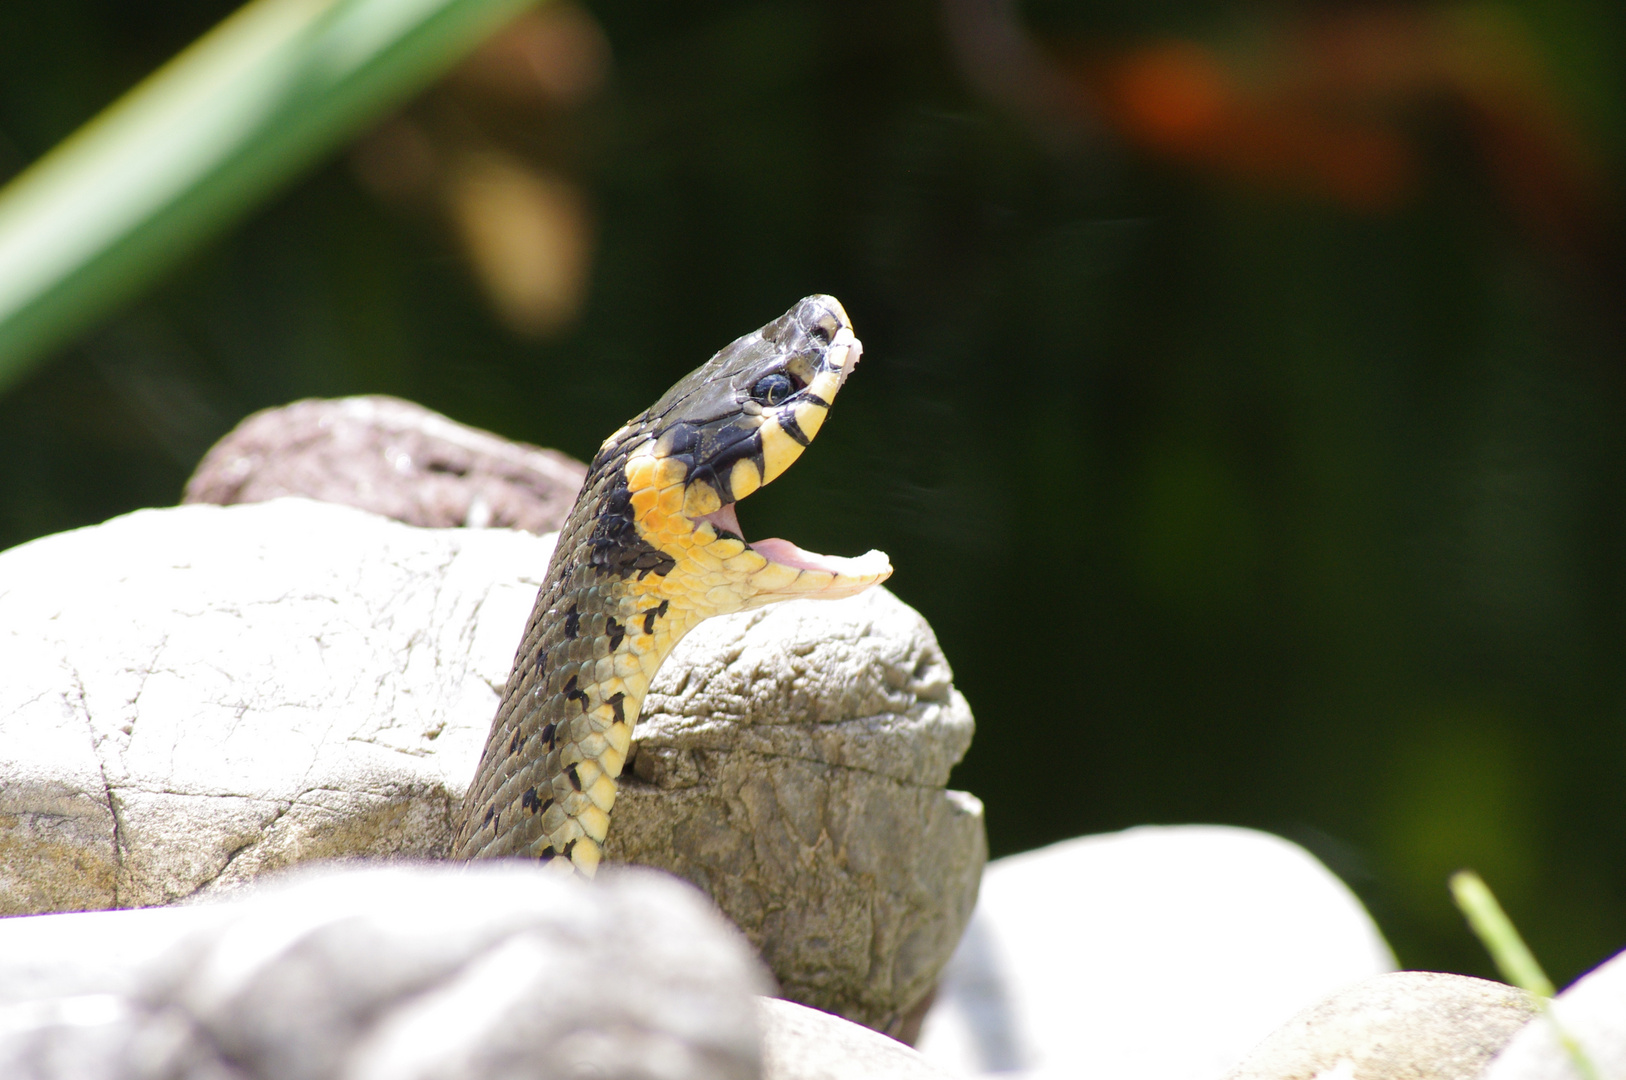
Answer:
[616, 295, 892, 610]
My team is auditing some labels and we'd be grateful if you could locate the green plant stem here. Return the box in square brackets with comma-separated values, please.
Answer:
[1450, 869, 1603, 1080]
[0, 0, 541, 394]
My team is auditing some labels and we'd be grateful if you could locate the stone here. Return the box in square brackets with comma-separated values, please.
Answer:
[758, 998, 958, 1080]
[1482, 947, 1626, 1080]
[0, 498, 983, 1036]
[1222, 971, 1539, 1080]
[0, 862, 770, 1080]
[0, 498, 545, 913]
[915, 825, 1397, 1080]
[181, 395, 587, 535]
[610, 588, 985, 1037]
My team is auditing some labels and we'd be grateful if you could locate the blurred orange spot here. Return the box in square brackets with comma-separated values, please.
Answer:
[1065, 4, 1607, 232]
[1098, 41, 1413, 210]
[1111, 43, 1231, 152]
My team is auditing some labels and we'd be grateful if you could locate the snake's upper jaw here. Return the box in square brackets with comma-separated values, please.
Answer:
[697, 502, 892, 606]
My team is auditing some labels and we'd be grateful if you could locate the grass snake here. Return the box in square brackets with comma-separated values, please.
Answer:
[452, 296, 892, 874]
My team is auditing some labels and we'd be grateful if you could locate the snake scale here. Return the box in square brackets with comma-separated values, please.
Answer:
[453, 296, 892, 874]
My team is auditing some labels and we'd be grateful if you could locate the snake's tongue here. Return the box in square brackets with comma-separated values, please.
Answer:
[700, 504, 892, 602]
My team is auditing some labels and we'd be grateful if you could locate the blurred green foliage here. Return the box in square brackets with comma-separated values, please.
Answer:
[1, 0, 1623, 984]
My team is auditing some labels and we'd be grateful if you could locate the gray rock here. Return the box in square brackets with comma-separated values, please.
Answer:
[1221, 971, 1538, 1080]
[182, 395, 587, 535]
[758, 998, 957, 1080]
[611, 588, 985, 1037]
[0, 863, 770, 1080]
[1482, 947, 1626, 1080]
[0, 498, 982, 1036]
[915, 826, 1398, 1080]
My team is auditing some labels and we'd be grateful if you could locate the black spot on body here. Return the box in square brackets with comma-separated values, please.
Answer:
[606, 692, 626, 724]
[641, 599, 669, 634]
[538, 847, 557, 862]
[521, 786, 537, 811]
[508, 729, 521, 754]
[605, 616, 625, 652]
[567, 765, 583, 790]
[563, 606, 579, 639]
[562, 839, 578, 859]
[567, 686, 589, 711]
[540, 721, 557, 747]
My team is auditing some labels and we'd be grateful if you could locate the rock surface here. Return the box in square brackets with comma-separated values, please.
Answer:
[758, 998, 957, 1080]
[0, 498, 543, 914]
[182, 395, 587, 534]
[1221, 971, 1538, 1080]
[915, 826, 1397, 1080]
[611, 592, 984, 1036]
[0, 498, 982, 1033]
[0, 863, 770, 1080]
[1483, 947, 1626, 1080]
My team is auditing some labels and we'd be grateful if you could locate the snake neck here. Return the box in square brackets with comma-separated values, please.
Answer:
[450, 455, 710, 873]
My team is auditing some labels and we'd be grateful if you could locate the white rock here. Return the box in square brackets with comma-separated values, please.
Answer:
[914, 825, 1396, 1080]
[0, 863, 770, 1080]
[759, 997, 958, 1080]
[1482, 947, 1626, 1080]
[0, 499, 545, 913]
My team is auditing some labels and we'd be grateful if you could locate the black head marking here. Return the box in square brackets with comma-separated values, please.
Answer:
[777, 410, 812, 447]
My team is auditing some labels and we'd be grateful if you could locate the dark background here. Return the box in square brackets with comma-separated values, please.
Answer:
[3, 0, 1624, 983]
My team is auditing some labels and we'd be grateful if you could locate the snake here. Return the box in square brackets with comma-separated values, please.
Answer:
[452, 295, 893, 874]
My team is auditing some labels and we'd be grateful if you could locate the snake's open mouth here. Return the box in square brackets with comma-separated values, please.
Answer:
[696, 502, 891, 579]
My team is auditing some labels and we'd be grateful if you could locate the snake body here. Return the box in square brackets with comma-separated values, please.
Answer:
[453, 296, 892, 874]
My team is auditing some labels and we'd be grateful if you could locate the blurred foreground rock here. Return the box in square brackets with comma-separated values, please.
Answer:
[0, 498, 982, 1034]
[182, 395, 587, 534]
[0, 863, 769, 1080]
[1221, 971, 1538, 1080]
[758, 998, 956, 1080]
[915, 826, 1398, 1080]
[1483, 947, 1626, 1080]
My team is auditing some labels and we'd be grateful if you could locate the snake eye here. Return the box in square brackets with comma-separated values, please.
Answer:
[750, 372, 796, 406]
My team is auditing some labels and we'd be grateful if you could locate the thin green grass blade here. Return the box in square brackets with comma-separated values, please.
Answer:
[0, 0, 540, 394]
[1450, 869, 1604, 1080]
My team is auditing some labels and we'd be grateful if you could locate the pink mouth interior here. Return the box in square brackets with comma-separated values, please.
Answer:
[696, 503, 858, 575]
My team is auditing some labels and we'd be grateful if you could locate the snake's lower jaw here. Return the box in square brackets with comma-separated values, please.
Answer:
[743, 541, 893, 607]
